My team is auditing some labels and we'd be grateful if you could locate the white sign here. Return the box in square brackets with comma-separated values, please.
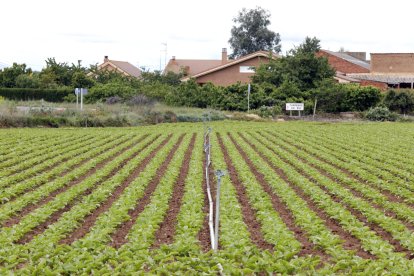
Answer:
[286, 103, 304, 111]
[74, 88, 88, 95]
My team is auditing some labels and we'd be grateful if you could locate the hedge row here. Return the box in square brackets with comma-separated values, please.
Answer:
[0, 88, 72, 102]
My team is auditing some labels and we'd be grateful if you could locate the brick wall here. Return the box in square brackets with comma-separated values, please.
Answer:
[360, 80, 388, 90]
[317, 51, 370, 74]
[195, 56, 270, 86]
[371, 53, 414, 73]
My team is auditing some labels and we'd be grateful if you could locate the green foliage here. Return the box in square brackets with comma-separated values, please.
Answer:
[0, 63, 32, 88]
[252, 105, 282, 117]
[15, 74, 41, 88]
[34, 58, 93, 89]
[345, 85, 382, 111]
[314, 82, 382, 113]
[0, 88, 72, 102]
[228, 7, 281, 59]
[140, 70, 183, 86]
[86, 82, 136, 103]
[88, 64, 134, 85]
[253, 37, 335, 91]
[137, 82, 175, 101]
[365, 106, 398, 121]
[383, 89, 414, 114]
[71, 71, 95, 88]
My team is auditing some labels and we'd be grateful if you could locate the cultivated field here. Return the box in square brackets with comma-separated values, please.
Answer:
[1, 121, 414, 274]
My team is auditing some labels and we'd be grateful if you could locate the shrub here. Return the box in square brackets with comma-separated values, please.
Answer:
[106, 96, 123, 105]
[365, 106, 398, 121]
[0, 88, 72, 102]
[346, 85, 382, 111]
[86, 82, 135, 103]
[126, 94, 154, 106]
[383, 89, 414, 114]
[252, 105, 282, 118]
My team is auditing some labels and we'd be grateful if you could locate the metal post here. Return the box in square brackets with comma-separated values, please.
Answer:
[313, 97, 317, 120]
[247, 83, 251, 113]
[76, 88, 79, 109]
[214, 170, 226, 251]
[80, 88, 83, 111]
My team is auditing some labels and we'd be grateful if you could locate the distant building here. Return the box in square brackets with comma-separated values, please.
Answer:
[93, 56, 141, 78]
[164, 48, 278, 86]
[317, 49, 370, 74]
[348, 53, 414, 89]
[317, 50, 388, 90]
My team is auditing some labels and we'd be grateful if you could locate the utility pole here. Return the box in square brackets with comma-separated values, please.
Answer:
[161, 42, 167, 70]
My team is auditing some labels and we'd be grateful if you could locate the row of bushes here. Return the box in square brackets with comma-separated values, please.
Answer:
[3, 80, 414, 121]
[0, 88, 72, 102]
[76, 80, 382, 115]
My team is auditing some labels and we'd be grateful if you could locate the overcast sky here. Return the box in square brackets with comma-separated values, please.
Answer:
[1, 0, 413, 71]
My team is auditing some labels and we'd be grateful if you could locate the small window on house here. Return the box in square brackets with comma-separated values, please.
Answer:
[239, 66, 255, 73]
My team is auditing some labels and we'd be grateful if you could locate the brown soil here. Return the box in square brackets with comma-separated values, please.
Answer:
[317, 184, 414, 260]
[279, 143, 414, 259]
[152, 134, 196, 248]
[198, 137, 217, 252]
[110, 134, 186, 249]
[60, 134, 172, 245]
[274, 134, 414, 259]
[231, 133, 329, 261]
[265, 131, 414, 209]
[15, 135, 161, 245]
[245, 133, 374, 259]
[1, 135, 79, 170]
[216, 133, 273, 251]
[4, 135, 96, 182]
[269, 135, 414, 232]
[3, 135, 149, 228]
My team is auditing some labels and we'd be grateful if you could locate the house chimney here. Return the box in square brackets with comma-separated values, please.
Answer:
[172, 56, 176, 61]
[222, 48, 227, 64]
[104, 56, 109, 62]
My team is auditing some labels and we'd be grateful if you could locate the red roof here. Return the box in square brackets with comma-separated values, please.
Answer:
[98, 59, 142, 78]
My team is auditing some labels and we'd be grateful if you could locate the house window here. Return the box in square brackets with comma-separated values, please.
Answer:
[240, 66, 255, 73]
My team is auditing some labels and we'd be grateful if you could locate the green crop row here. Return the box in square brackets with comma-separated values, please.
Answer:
[261, 131, 414, 225]
[0, 133, 126, 202]
[0, 133, 146, 224]
[275, 130, 414, 204]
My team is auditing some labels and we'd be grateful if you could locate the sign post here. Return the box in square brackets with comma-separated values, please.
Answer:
[286, 103, 304, 117]
[74, 88, 80, 109]
[75, 88, 88, 111]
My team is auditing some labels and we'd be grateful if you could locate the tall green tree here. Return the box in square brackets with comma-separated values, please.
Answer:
[0, 63, 32, 87]
[228, 7, 281, 59]
[252, 37, 335, 91]
[384, 89, 414, 114]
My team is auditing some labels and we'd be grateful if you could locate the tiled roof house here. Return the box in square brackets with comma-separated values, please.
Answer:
[95, 56, 142, 78]
[164, 48, 278, 86]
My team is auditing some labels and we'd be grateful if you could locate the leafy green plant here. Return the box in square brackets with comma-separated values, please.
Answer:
[365, 106, 398, 121]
